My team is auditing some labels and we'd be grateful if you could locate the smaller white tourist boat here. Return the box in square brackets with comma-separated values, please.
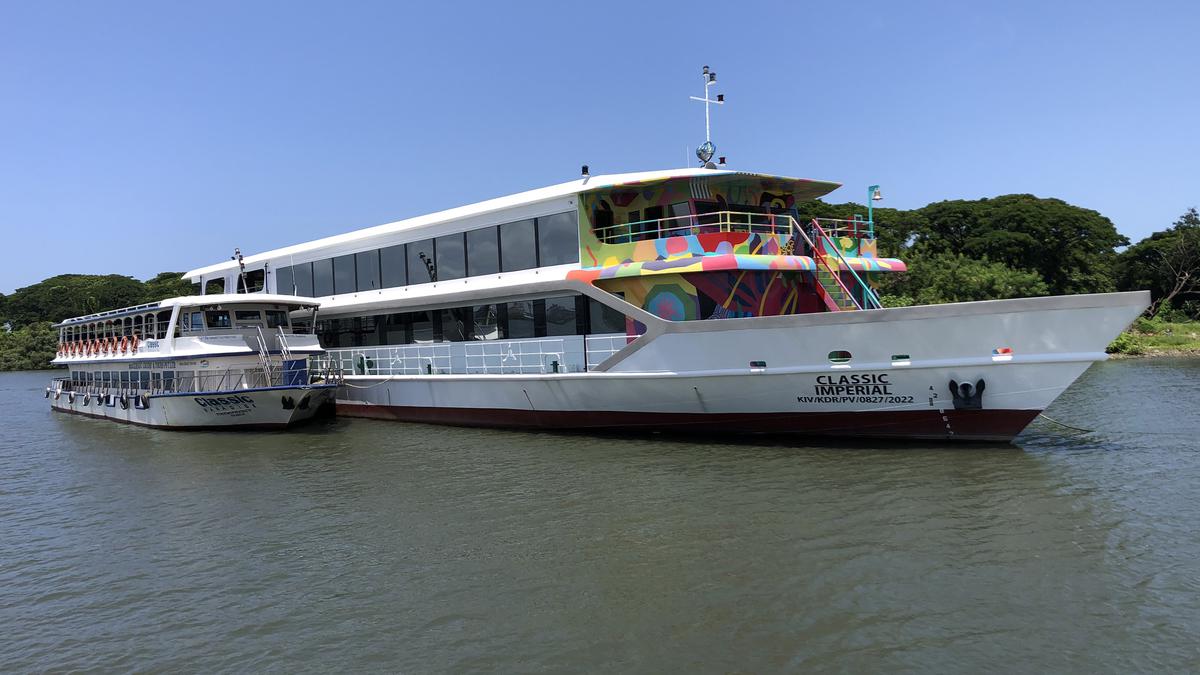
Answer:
[46, 294, 339, 430]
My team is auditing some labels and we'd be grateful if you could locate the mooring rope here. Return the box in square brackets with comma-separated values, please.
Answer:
[1037, 413, 1094, 433]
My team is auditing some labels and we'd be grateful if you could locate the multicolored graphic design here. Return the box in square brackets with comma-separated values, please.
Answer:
[565, 174, 904, 325]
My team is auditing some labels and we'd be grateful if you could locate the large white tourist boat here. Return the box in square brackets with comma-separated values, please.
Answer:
[47, 295, 338, 429]
[179, 166, 1147, 441]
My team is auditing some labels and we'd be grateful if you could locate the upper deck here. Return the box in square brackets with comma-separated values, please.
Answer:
[180, 167, 904, 315]
[53, 294, 324, 365]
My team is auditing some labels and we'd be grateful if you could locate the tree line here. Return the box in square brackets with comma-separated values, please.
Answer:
[2, 197, 1197, 370]
[0, 273, 193, 371]
[799, 196, 1198, 317]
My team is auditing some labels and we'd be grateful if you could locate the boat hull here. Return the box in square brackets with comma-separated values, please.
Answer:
[49, 385, 336, 430]
[329, 292, 1148, 442]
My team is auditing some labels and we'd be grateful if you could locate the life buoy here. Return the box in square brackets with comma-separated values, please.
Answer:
[120, 336, 128, 353]
[140, 393, 150, 409]
[131, 336, 139, 352]
[68, 391, 76, 404]
[83, 393, 91, 405]
[119, 394, 129, 410]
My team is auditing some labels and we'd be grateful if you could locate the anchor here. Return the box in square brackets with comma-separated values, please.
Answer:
[948, 379, 986, 410]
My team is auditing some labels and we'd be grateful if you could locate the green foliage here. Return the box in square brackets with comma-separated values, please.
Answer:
[878, 251, 1050, 304]
[0, 273, 191, 330]
[1, 274, 145, 329]
[0, 272, 190, 370]
[141, 272, 196, 304]
[1106, 331, 1144, 355]
[0, 322, 59, 371]
[1116, 208, 1200, 318]
[907, 195, 1127, 296]
[880, 294, 916, 308]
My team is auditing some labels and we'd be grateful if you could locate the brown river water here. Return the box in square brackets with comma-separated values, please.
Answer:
[1, 359, 1198, 672]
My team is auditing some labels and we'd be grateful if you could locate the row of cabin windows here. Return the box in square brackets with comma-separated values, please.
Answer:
[315, 294, 627, 348]
[180, 309, 290, 332]
[62, 311, 174, 342]
[198, 269, 266, 296]
[71, 370, 168, 389]
[273, 212, 579, 298]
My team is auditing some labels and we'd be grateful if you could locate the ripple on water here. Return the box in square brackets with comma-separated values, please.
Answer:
[1, 361, 1198, 672]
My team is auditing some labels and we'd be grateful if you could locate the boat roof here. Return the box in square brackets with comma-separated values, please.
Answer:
[182, 167, 843, 279]
[55, 294, 321, 327]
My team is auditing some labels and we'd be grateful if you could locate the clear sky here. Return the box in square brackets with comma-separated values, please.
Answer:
[2, 0, 1196, 292]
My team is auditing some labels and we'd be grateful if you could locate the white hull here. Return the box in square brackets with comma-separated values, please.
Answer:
[330, 292, 1148, 441]
[49, 385, 336, 430]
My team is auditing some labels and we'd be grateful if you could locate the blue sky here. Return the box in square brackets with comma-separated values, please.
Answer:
[2, 0, 1196, 292]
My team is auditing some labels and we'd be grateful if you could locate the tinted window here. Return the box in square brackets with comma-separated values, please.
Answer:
[356, 250, 381, 291]
[410, 310, 435, 343]
[333, 255, 356, 295]
[441, 307, 472, 341]
[276, 266, 294, 295]
[265, 310, 289, 328]
[589, 297, 626, 333]
[235, 310, 261, 321]
[189, 313, 204, 331]
[205, 278, 225, 295]
[504, 300, 535, 338]
[380, 244, 407, 288]
[472, 304, 499, 340]
[205, 311, 231, 328]
[500, 219, 537, 272]
[544, 295, 576, 336]
[407, 239, 436, 284]
[292, 263, 314, 297]
[357, 315, 380, 346]
[435, 233, 466, 281]
[312, 258, 334, 296]
[236, 269, 265, 293]
[383, 313, 409, 344]
[466, 227, 499, 276]
[537, 212, 579, 266]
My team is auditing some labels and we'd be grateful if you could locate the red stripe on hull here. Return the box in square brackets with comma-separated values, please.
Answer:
[336, 403, 1041, 442]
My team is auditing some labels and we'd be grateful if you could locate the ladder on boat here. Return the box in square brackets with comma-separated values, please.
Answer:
[790, 217, 884, 311]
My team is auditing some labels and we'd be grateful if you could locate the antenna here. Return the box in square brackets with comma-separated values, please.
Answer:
[688, 65, 725, 167]
[231, 247, 248, 294]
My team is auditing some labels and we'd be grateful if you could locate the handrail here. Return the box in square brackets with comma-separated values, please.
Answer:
[786, 219, 862, 310]
[809, 219, 882, 309]
[594, 210, 793, 243]
[592, 210, 877, 245]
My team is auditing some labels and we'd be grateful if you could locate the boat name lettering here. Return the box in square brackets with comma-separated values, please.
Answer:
[812, 373, 892, 396]
[195, 395, 256, 408]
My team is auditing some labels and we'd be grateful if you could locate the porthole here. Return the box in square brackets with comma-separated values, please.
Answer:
[828, 350, 852, 364]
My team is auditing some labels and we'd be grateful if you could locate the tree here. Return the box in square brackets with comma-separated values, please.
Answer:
[909, 195, 1128, 295]
[1117, 208, 1200, 317]
[141, 272, 195, 303]
[0, 321, 58, 371]
[879, 251, 1050, 305]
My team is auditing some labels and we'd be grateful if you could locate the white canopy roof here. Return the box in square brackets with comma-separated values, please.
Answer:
[55, 294, 320, 327]
[182, 167, 842, 279]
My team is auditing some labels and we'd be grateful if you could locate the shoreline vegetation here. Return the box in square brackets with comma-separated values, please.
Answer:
[3, 198, 1197, 371]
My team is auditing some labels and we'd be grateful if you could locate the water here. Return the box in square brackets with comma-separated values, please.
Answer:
[2, 360, 1198, 673]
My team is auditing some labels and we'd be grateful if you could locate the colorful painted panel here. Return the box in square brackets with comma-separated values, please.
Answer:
[566, 253, 904, 284]
[594, 270, 823, 325]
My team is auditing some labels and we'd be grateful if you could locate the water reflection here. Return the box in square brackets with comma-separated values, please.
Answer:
[2, 361, 1198, 672]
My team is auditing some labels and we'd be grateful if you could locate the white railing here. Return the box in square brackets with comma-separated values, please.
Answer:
[316, 333, 629, 376]
[585, 334, 628, 370]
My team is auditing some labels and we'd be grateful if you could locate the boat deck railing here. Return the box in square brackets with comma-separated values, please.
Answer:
[312, 334, 629, 377]
[593, 211, 876, 246]
[49, 364, 337, 399]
